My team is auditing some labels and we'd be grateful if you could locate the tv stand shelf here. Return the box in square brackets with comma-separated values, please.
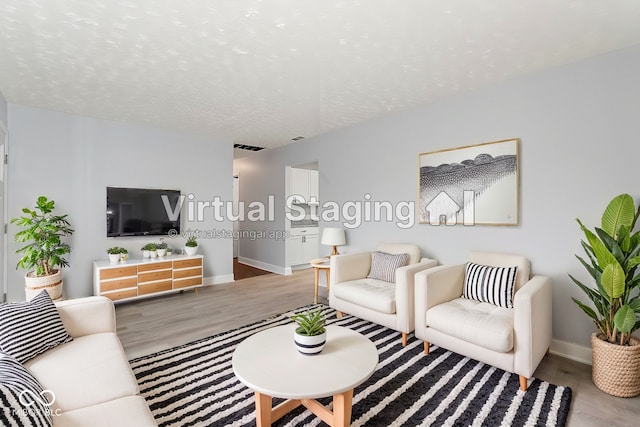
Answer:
[93, 255, 203, 302]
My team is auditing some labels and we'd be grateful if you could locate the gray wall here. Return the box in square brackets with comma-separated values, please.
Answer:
[235, 44, 640, 349]
[7, 105, 234, 301]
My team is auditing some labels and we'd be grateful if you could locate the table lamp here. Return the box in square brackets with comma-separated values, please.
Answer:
[321, 227, 346, 256]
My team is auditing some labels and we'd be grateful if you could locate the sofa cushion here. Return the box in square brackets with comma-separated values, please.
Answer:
[426, 297, 514, 353]
[464, 262, 518, 309]
[0, 352, 53, 427]
[0, 290, 73, 364]
[367, 251, 410, 283]
[333, 278, 396, 314]
[52, 396, 156, 427]
[24, 333, 140, 413]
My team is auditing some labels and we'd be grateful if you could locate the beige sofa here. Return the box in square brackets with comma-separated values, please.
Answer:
[24, 296, 157, 426]
[329, 243, 438, 346]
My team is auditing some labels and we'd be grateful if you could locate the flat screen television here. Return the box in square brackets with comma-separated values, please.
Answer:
[106, 187, 182, 237]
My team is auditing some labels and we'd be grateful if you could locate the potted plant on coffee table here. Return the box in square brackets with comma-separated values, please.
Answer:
[291, 309, 327, 355]
[570, 193, 640, 397]
[11, 196, 74, 301]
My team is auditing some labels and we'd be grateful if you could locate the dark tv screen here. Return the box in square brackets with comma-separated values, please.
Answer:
[107, 187, 182, 237]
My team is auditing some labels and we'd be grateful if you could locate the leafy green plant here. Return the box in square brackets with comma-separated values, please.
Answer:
[570, 193, 640, 346]
[156, 242, 168, 250]
[120, 248, 128, 254]
[185, 236, 198, 247]
[11, 196, 74, 277]
[141, 243, 157, 251]
[107, 246, 122, 255]
[291, 309, 326, 336]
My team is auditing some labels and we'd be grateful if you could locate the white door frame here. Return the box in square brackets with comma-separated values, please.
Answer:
[0, 119, 8, 302]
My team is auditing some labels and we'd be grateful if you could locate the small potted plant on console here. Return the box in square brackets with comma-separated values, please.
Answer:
[141, 243, 157, 259]
[107, 247, 122, 263]
[291, 309, 327, 355]
[156, 241, 168, 257]
[184, 236, 198, 255]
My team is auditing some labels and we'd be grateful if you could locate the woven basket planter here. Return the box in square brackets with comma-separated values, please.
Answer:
[591, 333, 640, 397]
[24, 269, 63, 301]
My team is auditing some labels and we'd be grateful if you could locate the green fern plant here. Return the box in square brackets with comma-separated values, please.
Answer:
[291, 309, 326, 336]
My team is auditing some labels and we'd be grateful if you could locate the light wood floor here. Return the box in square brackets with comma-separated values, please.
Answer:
[115, 269, 639, 427]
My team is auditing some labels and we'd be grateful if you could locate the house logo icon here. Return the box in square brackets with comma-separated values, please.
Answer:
[424, 191, 475, 226]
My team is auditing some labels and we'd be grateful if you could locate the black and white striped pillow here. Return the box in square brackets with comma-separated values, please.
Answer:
[463, 262, 518, 309]
[0, 290, 72, 364]
[367, 251, 410, 283]
[0, 352, 53, 426]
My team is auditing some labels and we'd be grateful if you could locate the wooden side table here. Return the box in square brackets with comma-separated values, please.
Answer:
[310, 259, 330, 304]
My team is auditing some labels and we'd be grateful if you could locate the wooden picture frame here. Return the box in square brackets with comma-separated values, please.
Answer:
[418, 138, 519, 226]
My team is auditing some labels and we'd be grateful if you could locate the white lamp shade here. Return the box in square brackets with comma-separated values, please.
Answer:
[321, 227, 346, 246]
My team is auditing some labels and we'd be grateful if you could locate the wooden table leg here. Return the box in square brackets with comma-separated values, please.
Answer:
[325, 268, 331, 299]
[314, 267, 319, 304]
[255, 391, 272, 427]
[333, 389, 354, 427]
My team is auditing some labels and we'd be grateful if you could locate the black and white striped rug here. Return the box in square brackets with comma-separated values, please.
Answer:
[130, 305, 572, 426]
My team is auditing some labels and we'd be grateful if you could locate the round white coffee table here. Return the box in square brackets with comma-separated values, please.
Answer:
[232, 324, 378, 427]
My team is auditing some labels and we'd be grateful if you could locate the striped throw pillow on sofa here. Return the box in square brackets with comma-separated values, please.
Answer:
[463, 262, 518, 309]
[0, 290, 72, 364]
[0, 352, 53, 426]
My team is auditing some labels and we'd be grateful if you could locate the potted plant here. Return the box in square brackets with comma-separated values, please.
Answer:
[290, 309, 327, 355]
[156, 241, 168, 257]
[185, 236, 198, 256]
[11, 196, 74, 301]
[570, 193, 640, 397]
[107, 247, 122, 263]
[120, 248, 128, 262]
[141, 243, 157, 259]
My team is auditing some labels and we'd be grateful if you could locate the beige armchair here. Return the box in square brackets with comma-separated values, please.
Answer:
[329, 243, 437, 346]
[414, 251, 552, 391]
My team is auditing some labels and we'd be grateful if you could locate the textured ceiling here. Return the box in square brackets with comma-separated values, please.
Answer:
[1, 1, 640, 152]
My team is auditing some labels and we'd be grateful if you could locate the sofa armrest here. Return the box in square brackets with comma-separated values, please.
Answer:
[55, 296, 117, 338]
[330, 252, 372, 285]
[415, 264, 465, 309]
[513, 275, 553, 377]
[394, 258, 439, 333]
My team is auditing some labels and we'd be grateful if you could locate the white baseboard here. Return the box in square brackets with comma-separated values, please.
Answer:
[549, 338, 592, 365]
[237, 257, 289, 276]
[203, 274, 235, 285]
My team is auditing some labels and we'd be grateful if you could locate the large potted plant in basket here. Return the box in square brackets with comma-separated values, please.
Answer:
[11, 196, 74, 301]
[570, 193, 640, 397]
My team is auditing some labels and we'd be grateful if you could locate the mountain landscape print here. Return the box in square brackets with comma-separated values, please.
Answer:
[419, 139, 519, 226]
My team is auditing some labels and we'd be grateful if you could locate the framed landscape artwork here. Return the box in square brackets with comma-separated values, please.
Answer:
[418, 138, 519, 226]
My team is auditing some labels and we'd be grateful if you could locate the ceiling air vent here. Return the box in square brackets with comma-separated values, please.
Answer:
[234, 143, 265, 152]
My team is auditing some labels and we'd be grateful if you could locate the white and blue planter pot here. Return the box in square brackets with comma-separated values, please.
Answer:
[294, 329, 327, 355]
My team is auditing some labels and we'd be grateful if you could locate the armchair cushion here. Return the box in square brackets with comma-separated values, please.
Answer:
[332, 278, 396, 314]
[463, 262, 518, 309]
[426, 297, 514, 353]
[367, 251, 410, 282]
